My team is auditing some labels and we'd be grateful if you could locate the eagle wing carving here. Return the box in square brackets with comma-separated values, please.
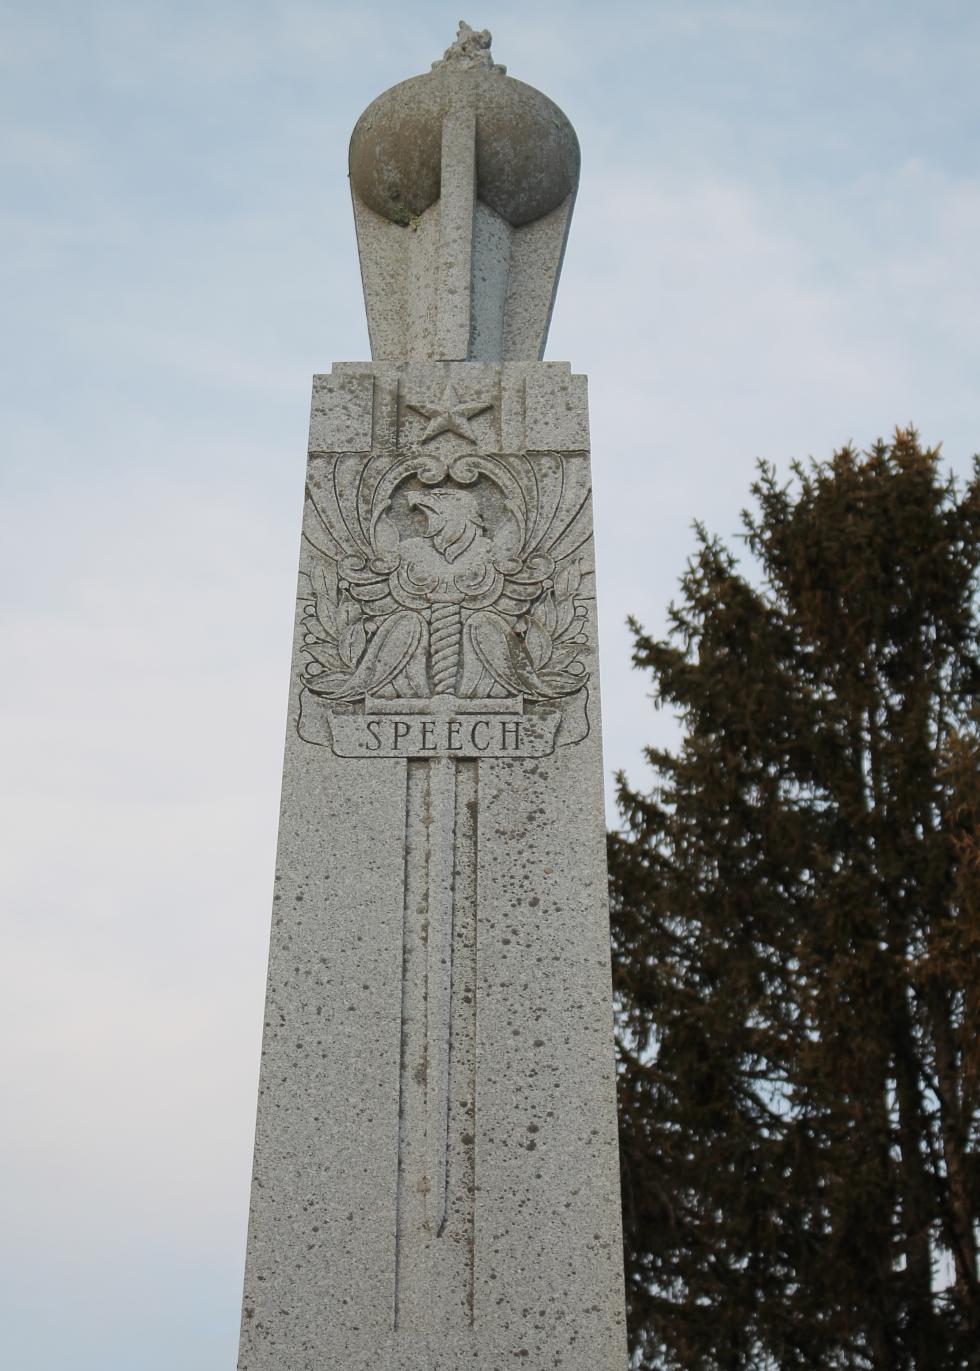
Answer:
[297, 448, 594, 712]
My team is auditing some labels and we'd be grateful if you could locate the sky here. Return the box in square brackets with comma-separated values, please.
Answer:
[2, 2, 980, 1367]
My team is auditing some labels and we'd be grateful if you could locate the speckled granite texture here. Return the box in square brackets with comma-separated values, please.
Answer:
[237, 23, 628, 1371]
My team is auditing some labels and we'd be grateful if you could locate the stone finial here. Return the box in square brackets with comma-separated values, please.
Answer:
[432, 20, 507, 74]
[349, 28, 578, 362]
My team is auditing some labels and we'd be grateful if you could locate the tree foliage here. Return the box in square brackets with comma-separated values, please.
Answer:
[610, 432, 980, 1369]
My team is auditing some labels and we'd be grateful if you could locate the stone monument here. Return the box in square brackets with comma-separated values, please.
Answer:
[238, 23, 628, 1371]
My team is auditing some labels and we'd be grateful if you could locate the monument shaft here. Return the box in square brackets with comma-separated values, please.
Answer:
[238, 26, 628, 1371]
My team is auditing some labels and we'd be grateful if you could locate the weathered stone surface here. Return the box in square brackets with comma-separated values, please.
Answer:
[350, 26, 578, 364]
[348, 66, 578, 228]
[238, 24, 627, 1371]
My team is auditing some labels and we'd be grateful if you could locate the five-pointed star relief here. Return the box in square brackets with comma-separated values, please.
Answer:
[405, 382, 494, 443]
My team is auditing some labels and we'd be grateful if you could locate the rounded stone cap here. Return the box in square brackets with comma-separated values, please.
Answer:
[349, 62, 580, 229]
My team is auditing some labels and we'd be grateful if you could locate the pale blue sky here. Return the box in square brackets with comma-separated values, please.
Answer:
[2, 3, 980, 1368]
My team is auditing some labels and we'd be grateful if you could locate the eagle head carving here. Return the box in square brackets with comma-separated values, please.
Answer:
[408, 487, 486, 564]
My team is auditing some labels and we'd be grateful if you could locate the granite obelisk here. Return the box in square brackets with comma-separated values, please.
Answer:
[238, 24, 628, 1371]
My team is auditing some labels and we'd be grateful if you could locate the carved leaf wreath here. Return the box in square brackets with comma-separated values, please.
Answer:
[520, 560, 589, 675]
[302, 553, 366, 678]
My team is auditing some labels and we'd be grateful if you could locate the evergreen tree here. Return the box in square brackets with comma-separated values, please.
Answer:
[610, 433, 980, 1370]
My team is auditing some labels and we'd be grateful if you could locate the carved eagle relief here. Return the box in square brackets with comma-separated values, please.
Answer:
[297, 447, 594, 743]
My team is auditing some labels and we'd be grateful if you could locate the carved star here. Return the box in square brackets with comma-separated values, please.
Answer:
[405, 382, 494, 444]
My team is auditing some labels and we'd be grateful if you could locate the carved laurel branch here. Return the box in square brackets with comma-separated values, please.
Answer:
[300, 542, 591, 696]
[301, 550, 366, 680]
[517, 560, 589, 678]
